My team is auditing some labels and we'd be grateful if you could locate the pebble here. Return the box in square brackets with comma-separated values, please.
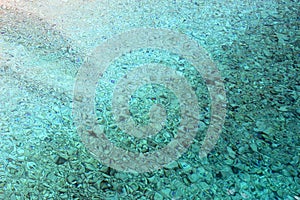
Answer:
[239, 173, 250, 182]
[26, 161, 37, 170]
[188, 173, 200, 183]
[198, 121, 206, 131]
[164, 161, 178, 169]
[178, 161, 192, 173]
[220, 166, 233, 178]
[67, 175, 76, 184]
[227, 146, 236, 158]
[198, 182, 210, 190]
[296, 108, 300, 116]
[87, 185, 98, 193]
[238, 144, 249, 154]
[224, 158, 234, 165]
[160, 188, 171, 197]
[249, 143, 258, 152]
[154, 192, 163, 200]
[85, 162, 97, 171]
[16, 148, 25, 155]
[55, 156, 68, 165]
[254, 120, 267, 132]
[278, 106, 289, 112]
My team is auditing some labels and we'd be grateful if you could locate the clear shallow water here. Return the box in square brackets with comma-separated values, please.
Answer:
[0, 0, 299, 199]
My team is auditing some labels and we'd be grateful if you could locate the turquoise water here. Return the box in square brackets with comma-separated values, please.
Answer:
[0, 0, 299, 199]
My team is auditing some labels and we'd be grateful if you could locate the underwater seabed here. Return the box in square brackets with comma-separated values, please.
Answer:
[0, 0, 299, 199]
